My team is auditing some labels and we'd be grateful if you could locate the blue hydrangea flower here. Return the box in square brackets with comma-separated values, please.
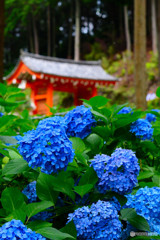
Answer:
[0, 219, 46, 239]
[0, 112, 4, 117]
[18, 124, 74, 174]
[38, 116, 66, 130]
[64, 105, 96, 139]
[118, 107, 132, 114]
[130, 119, 153, 140]
[91, 148, 140, 195]
[125, 187, 160, 235]
[145, 109, 160, 123]
[22, 181, 37, 203]
[68, 200, 122, 239]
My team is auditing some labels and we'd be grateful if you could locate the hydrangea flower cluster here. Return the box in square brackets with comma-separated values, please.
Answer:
[117, 107, 132, 114]
[0, 219, 46, 239]
[130, 119, 153, 140]
[91, 148, 140, 195]
[37, 116, 66, 130]
[64, 105, 96, 139]
[18, 122, 74, 174]
[22, 181, 37, 203]
[145, 109, 160, 123]
[0, 112, 4, 117]
[125, 187, 160, 234]
[68, 200, 122, 239]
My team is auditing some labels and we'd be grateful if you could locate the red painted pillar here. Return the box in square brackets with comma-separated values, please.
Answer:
[91, 86, 97, 98]
[46, 83, 53, 115]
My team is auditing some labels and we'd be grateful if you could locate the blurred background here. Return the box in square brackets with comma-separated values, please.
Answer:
[0, 0, 160, 113]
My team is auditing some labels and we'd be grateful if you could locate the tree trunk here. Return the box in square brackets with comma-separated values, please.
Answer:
[47, 5, 51, 56]
[124, 5, 131, 53]
[151, 0, 157, 54]
[156, 0, 160, 82]
[28, 17, 34, 53]
[68, 0, 73, 59]
[134, 0, 146, 110]
[74, 0, 80, 61]
[32, 14, 39, 54]
[52, 11, 56, 57]
[0, 0, 5, 82]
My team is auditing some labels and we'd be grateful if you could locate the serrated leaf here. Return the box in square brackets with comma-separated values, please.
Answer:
[37, 227, 76, 240]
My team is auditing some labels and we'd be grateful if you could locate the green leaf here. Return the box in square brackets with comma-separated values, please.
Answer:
[156, 86, 160, 98]
[5, 209, 26, 223]
[70, 137, 86, 154]
[0, 136, 17, 145]
[1, 187, 25, 213]
[0, 115, 17, 133]
[88, 96, 110, 108]
[152, 175, 160, 186]
[74, 184, 93, 198]
[2, 158, 29, 176]
[78, 167, 98, 186]
[0, 83, 7, 96]
[27, 221, 52, 231]
[61, 220, 77, 238]
[137, 171, 154, 181]
[75, 153, 88, 166]
[37, 227, 76, 240]
[26, 201, 53, 219]
[120, 208, 150, 232]
[36, 173, 59, 204]
[93, 126, 111, 139]
[85, 133, 103, 152]
[139, 182, 158, 188]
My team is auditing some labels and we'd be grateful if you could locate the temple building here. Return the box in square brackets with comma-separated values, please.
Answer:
[5, 51, 118, 115]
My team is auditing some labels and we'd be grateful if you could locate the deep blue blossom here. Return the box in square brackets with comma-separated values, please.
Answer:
[130, 119, 153, 140]
[38, 116, 66, 130]
[18, 124, 74, 174]
[68, 200, 122, 239]
[22, 181, 37, 203]
[125, 187, 160, 235]
[117, 107, 132, 114]
[0, 112, 4, 117]
[64, 105, 96, 139]
[145, 109, 160, 123]
[0, 219, 46, 239]
[91, 148, 140, 195]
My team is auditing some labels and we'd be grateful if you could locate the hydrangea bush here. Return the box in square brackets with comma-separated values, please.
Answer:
[1, 84, 160, 240]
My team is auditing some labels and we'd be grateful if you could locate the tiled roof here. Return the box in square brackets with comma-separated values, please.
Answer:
[19, 51, 118, 81]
